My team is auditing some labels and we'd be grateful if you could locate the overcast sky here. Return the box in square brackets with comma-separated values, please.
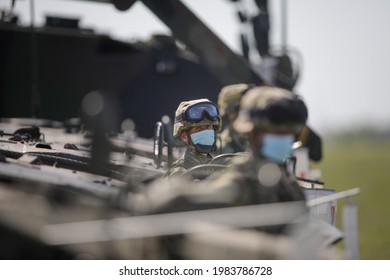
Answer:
[5, 0, 390, 134]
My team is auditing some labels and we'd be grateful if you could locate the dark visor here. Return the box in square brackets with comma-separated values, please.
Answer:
[176, 102, 219, 123]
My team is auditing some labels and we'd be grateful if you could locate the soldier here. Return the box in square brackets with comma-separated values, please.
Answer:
[210, 85, 309, 205]
[216, 83, 253, 154]
[165, 98, 222, 177]
[153, 86, 308, 224]
[137, 87, 309, 258]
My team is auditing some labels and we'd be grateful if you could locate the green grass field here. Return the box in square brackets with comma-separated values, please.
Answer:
[311, 132, 390, 259]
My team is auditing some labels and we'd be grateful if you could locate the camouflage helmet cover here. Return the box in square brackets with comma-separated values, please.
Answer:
[233, 86, 308, 134]
[217, 83, 252, 116]
[173, 98, 222, 137]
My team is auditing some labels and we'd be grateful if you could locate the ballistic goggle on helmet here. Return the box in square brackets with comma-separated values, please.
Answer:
[173, 98, 222, 137]
[233, 86, 308, 134]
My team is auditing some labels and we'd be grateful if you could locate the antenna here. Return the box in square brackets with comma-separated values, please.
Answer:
[281, 0, 287, 53]
[29, 0, 41, 118]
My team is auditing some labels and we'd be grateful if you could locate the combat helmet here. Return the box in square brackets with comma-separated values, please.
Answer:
[217, 83, 253, 116]
[233, 86, 307, 134]
[173, 98, 221, 138]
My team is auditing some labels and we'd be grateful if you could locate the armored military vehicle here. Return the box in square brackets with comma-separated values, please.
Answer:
[0, 0, 359, 259]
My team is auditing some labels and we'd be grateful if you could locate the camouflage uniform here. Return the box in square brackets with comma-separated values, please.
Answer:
[139, 86, 309, 258]
[165, 98, 221, 178]
[220, 86, 308, 208]
[216, 126, 250, 154]
[154, 86, 308, 224]
[208, 155, 307, 207]
[216, 83, 252, 154]
[155, 155, 306, 213]
[165, 150, 213, 177]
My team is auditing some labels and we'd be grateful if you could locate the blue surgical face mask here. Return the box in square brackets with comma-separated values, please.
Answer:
[261, 134, 294, 163]
[190, 129, 215, 153]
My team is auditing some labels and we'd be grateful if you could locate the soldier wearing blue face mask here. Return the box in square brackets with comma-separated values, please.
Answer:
[129, 87, 322, 259]
[164, 86, 308, 210]
[215, 85, 308, 205]
[234, 86, 307, 163]
[146, 86, 309, 237]
[165, 98, 221, 177]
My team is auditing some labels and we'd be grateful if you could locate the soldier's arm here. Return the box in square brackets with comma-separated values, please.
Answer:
[165, 166, 187, 177]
